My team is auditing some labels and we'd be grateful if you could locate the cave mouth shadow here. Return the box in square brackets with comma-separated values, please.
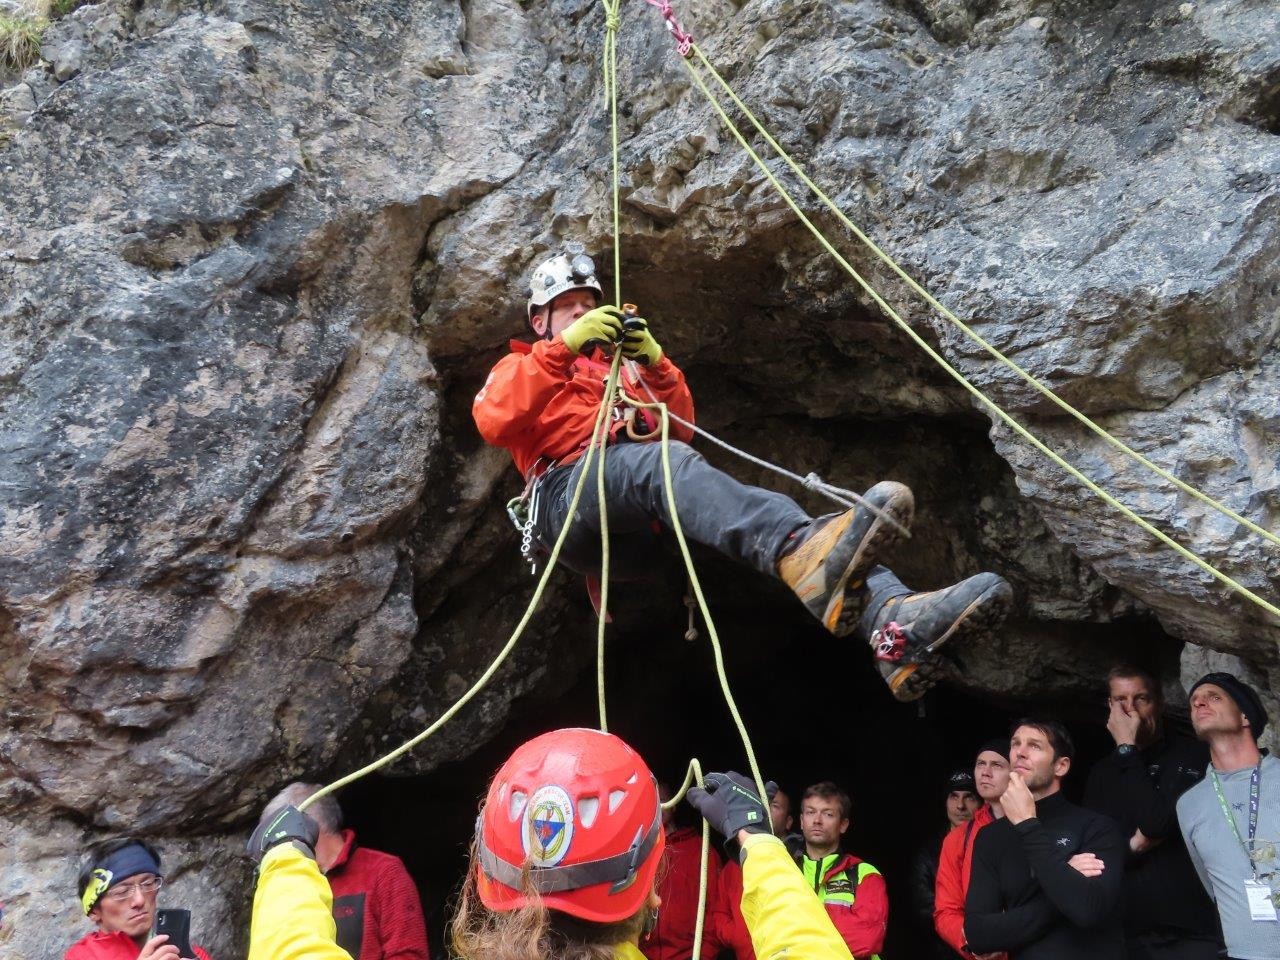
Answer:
[337, 574, 1133, 959]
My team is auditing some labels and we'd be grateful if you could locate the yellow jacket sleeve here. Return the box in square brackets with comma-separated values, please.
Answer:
[740, 834, 854, 960]
[247, 844, 349, 960]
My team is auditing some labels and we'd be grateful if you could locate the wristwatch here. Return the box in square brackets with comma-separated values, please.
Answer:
[1116, 743, 1137, 758]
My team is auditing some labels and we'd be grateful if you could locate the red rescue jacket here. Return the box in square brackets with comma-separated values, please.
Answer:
[65, 930, 212, 960]
[326, 829, 430, 960]
[640, 827, 728, 960]
[714, 858, 756, 960]
[933, 804, 1006, 959]
[796, 849, 888, 960]
[473, 337, 695, 479]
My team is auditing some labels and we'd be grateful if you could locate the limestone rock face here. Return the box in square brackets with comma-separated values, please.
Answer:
[1, 0, 1276, 955]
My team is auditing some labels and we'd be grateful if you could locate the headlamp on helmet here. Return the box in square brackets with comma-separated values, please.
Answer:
[526, 243, 603, 321]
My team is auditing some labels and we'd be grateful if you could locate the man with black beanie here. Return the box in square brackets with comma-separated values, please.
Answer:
[935, 738, 1011, 958]
[912, 770, 980, 958]
[1177, 672, 1279, 960]
[964, 719, 1125, 959]
[1083, 664, 1221, 959]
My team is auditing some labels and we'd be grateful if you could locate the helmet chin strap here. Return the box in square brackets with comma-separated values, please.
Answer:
[537, 303, 566, 342]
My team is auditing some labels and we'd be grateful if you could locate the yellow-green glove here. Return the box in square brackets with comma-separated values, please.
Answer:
[620, 317, 663, 366]
[560, 306, 625, 355]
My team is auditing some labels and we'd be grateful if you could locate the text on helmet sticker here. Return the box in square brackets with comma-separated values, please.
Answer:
[522, 784, 576, 867]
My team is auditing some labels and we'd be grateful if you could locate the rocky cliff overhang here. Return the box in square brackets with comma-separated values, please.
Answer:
[1, 0, 1276, 956]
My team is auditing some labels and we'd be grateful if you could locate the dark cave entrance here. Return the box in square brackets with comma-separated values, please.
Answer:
[336, 565, 1179, 959]
[340, 357, 1190, 957]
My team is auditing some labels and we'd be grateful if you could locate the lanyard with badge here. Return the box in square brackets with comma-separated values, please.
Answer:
[1211, 763, 1278, 921]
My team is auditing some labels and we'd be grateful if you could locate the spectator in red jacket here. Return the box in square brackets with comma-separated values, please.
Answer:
[66, 838, 212, 960]
[262, 784, 429, 960]
[641, 782, 729, 960]
[794, 781, 888, 959]
[716, 787, 795, 960]
[934, 740, 1010, 959]
[472, 245, 1012, 702]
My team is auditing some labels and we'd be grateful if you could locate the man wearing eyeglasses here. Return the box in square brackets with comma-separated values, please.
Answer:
[67, 838, 212, 960]
[1082, 665, 1220, 960]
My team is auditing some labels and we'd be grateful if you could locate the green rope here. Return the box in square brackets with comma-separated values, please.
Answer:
[595, 0, 626, 733]
[594, 353, 624, 733]
[622, 390, 772, 797]
[677, 53, 1280, 621]
[688, 44, 1279, 552]
[664, 758, 711, 960]
[301, 353, 627, 811]
[604, 0, 623, 306]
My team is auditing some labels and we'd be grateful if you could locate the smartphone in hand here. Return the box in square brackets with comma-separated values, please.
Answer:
[153, 908, 194, 959]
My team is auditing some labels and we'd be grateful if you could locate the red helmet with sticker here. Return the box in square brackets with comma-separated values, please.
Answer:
[475, 727, 665, 923]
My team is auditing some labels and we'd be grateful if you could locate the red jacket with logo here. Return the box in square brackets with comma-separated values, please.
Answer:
[640, 827, 728, 960]
[65, 931, 212, 960]
[933, 805, 1006, 959]
[796, 850, 888, 959]
[473, 337, 695, 479]
[327, 830, 429, 960]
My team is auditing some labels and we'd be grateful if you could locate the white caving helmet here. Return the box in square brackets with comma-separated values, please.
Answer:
[526, 242, 603, 321]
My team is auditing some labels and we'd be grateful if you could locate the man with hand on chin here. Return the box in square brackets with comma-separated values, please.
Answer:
[1083, 666, 1219, 959]
[963, 720, 1125, 959]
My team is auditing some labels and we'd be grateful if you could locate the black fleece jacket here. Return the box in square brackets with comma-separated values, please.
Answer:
[1083, 733, 1220, 941]
[964, 791, 1125, 959]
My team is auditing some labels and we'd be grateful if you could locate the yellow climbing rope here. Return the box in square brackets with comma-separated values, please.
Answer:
[664, 758, 712, 959]
[668, 43, 1279, 620]
[303, 0, 775, 836]
[301, 349, 626, 811]
[596, 0, 625, 734]
[686, 44, 1280, 554]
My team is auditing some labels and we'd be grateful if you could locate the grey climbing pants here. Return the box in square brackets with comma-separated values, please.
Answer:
[533, 440, 811, 581]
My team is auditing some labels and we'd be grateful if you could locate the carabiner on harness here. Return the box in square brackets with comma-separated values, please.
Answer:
[506, 472, 547, 576]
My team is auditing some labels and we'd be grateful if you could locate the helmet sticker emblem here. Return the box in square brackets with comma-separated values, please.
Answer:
[522, 784, 575, 867]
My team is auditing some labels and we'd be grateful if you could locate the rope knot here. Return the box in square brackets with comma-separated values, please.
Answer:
[802, 471, 823, 490]
[605, 12, 620, 31]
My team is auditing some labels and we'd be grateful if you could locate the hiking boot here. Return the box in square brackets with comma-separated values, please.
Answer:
[864, 572, 1013, 702]
[881, 653, 957, 702]
[776, 481, 914, 635]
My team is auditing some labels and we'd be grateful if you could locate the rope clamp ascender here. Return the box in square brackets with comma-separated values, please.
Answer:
[871, 621, 907, 662]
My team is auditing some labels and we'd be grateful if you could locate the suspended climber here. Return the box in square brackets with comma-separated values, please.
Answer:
[246, 728, 855, 960]
[472, 246, 1014, 699]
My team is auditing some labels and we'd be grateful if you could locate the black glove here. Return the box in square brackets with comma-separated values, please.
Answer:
[247, 805, 319, 863]
[686, 771, 776, 840]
